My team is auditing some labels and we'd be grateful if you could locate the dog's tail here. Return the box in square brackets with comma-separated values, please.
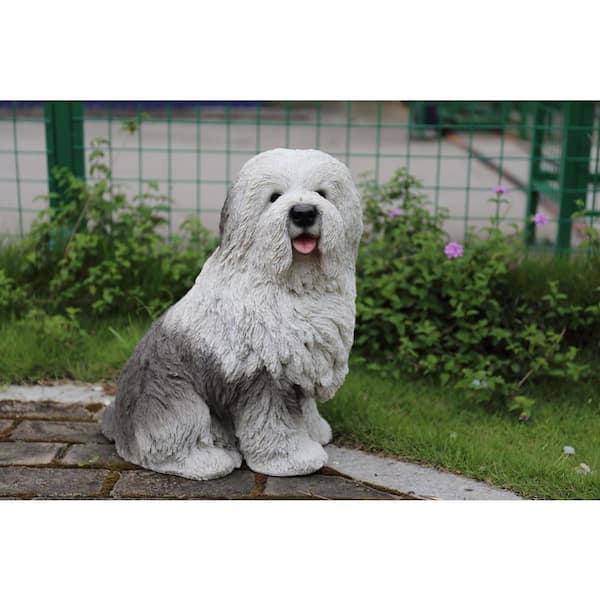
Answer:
[100, 402, 117, 442]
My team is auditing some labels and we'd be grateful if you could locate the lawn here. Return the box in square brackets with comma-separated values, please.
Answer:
[321, 369, 600, 499]
[1, 316, 598, 499]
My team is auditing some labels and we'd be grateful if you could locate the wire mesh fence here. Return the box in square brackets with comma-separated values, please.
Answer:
[1, 101, 599, 254]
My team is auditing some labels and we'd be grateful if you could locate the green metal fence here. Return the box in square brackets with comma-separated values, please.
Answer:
[1, 101, 599, 255]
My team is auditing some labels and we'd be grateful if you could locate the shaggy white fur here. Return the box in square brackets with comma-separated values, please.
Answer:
[101, 148, 363, 479]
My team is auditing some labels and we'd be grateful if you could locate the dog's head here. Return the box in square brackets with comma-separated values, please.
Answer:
[218, 148, 363, 282]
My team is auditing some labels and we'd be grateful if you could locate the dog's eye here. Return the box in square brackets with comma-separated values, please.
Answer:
[270, 193, 282, 203]
[316, 190, 327, 199]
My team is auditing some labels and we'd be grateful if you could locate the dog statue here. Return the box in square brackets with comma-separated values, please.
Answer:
[101, 148, 363, 479]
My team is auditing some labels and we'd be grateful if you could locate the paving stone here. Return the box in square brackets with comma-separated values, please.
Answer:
[0, 384, 114, 406]
[263, 474, 401, 499]
[111, 469, 256, 499]
[0, 441, 65, 465]
[0, 467, 109, 498]
[0, 400, 96, 420]
[60, 443, 136, 468]
[0, 420, 13, 436]
[10, 420, 107, 443]
[326, 445, 522, 500]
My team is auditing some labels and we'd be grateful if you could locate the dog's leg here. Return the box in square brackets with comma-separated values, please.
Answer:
[301, 396, 333, 445]
[234, 382, 328, 477]
[117, 384, 242, 481]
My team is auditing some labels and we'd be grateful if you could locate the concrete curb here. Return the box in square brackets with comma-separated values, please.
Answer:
[0, 384, 114, 405]
[326, 445, 521, 500]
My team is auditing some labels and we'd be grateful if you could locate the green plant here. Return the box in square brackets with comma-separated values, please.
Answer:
[354, 169, 597, 417]
[0, 268, 30, 316]
[16, 138, 218, 318]
[17, 306, 86, 347]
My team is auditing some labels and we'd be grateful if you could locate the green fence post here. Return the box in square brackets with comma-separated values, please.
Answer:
[43, 101, 85, 210]
[526, 102, 543, 247]
[555, 102, 594, 255]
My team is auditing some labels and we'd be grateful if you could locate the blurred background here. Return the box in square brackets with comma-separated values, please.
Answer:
[1, 100, 599, 254]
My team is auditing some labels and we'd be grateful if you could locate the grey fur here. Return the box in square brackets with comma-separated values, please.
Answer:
[102, 148, 363, 480]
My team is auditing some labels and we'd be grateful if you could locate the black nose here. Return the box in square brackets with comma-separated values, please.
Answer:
[289, 204, 318, 228]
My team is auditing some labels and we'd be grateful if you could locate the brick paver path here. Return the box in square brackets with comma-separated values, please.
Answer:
[0, 399, 408, 500]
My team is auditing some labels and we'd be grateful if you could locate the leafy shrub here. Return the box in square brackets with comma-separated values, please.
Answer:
[13, 138, 218, 318]
[354, 169, 599, 416]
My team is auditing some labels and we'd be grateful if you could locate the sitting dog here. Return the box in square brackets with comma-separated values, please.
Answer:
[101, 148, 363, 480]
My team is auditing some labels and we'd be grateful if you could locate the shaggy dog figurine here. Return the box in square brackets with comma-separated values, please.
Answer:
[101, 148, 363, 480]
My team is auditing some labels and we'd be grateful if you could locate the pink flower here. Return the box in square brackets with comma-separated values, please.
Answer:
[388, 207, 403, 218]
[494, 185, 507, 195]
[533, 212, 549, 226]
[444, 242, 463, 259]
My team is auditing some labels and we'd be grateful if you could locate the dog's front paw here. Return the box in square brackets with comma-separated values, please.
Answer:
[301, 397, 333, 445]
[306, 413, 333, 445]
[144, 446, 242, 481]
[245, 436, 327, 477]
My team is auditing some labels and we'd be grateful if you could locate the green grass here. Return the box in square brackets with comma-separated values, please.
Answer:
[322, 370, 600, 499]
[1, 315, 598, 499]
[0, 316, 150, 384]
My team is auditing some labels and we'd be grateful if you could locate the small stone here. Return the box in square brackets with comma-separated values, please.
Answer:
[10, 420, 108, 444]
[263, 474, 401, 499]
[111, 469, 256, 499]
[563, 446, 576, 455]
[0, 400, 94, 421]
[60, 443, 135, 468]
[0, 442, 65, 465]
[0, 467, 109, 498]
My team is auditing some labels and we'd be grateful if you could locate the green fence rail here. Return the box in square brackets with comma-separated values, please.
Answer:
[1, 101, 599, 255]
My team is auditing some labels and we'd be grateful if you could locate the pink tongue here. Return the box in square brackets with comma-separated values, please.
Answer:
[292, 236, 318, 254]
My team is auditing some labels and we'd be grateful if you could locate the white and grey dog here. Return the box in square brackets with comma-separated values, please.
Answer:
[101, 148, 363, 480]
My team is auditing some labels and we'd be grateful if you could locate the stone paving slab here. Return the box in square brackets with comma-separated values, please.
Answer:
[0, 400, 99, 421]
[0, 467, 110, 498]
[60, 442, 138, 468]
[9, 420, 107, 444]
[0, 441, 65, 465]
[0, 420, 13, 435]
[111, 469, 257, 499]
[326, 446, 521, 500]
[263, 473, 402, 499]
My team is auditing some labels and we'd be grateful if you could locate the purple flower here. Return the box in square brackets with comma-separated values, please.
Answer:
[494, 185, 507, 195]
[444, 242, 463, 259]
[388, 207, 403, 219]
[533, 212, 550, 226]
